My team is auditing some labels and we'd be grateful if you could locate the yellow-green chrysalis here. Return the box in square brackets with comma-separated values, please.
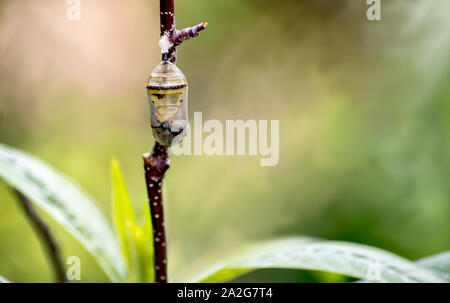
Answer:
[147, 60, 188, 146]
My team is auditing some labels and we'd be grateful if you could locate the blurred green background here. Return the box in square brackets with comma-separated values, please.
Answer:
[1, 0, 450, 282]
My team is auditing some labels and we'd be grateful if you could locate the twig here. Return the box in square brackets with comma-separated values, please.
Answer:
[143, 0, 207, 283]
[143, 143, 170, 283]
[14, 190, 66, 283]
[171, 22, 208, 48]
[159, 0, 208, 64]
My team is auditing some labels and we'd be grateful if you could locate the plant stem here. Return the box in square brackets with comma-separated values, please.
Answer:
[160, 0, 176, 63]
[143, 0, 207, 283]
[143, 143, 169, 283]
[14, 190, 66, 283]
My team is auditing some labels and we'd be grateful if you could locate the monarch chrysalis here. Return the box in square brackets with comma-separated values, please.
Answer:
[147, 60, 188, 146]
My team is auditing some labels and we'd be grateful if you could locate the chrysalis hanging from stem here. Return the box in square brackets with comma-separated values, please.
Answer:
[144, 0, 207, 283]
[146, 54, 188, 147]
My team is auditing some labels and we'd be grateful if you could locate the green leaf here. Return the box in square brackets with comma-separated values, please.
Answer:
[186, 238, 447, 283]
[111, 159, 135, 264]
[357, 250, 450, 283]
[194, 269, 253, 283]
[418, 251, 450, 282]
[111, 159, 154, 282]
[0, 275, 10, 283]
[0, 144, 126, 282]
[135, 200, 154, 282]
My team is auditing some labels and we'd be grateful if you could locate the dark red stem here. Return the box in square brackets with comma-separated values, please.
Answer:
[160, 0, 176, 63]
[143, 142, 170, 283]
[144, 0, 207, 283]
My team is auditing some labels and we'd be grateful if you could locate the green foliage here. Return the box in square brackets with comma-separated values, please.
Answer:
[0, 275, 9, 283]
[0, 144, 126, 282]
[1, 143, 450, 283]
[1, 0, 450, 283]
[417, 251, 450, 281]
[190, 238, 448, 283]
[111, 160, 154, 282]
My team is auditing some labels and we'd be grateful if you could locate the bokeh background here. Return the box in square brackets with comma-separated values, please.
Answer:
[1, 0, 450, 282]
